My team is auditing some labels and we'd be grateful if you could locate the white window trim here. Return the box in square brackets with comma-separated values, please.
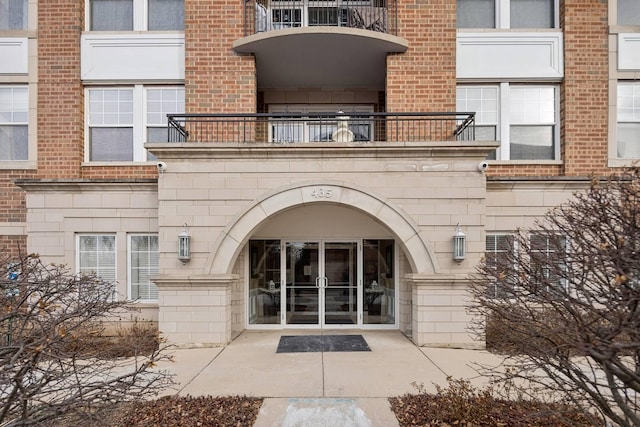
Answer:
[0, 84, 36, 168]
[457, 83, 560, 162]
[85, 0, 183, 31]
[76, 233, 118, 300]
[458, 0, 559, 30]
[127, 233, 159, 303]
[85, 85, 183, 163]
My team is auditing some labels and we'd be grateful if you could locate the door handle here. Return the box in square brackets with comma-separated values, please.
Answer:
[315, 277, 321, 288]
[322, 276, 328, 288]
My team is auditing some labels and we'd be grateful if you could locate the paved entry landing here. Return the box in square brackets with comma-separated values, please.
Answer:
[276, 335, 371, 353]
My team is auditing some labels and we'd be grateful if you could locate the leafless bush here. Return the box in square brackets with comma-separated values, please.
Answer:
[0, 254, 173, 426]
[470, 168, 640, 426]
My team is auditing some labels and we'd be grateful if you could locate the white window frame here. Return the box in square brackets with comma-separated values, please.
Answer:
[85, 85, 184, 163]
[457, 83, 560, 161]
[485, 234, 517, 298]
[77, 234, 117, 300]
[529, 233, 568, 294]
[86, 0, 184, 31]
[128, 234, 159, 302]
[456, 85, 499, 158]
[616, 81, 640, 159]
[457, 0, 559, 29]
[0, 85, 29, 161]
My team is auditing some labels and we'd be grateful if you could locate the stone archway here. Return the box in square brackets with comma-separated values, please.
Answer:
[205, 180, 440, 276]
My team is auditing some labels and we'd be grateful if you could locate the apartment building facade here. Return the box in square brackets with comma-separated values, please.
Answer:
[0, 0, 637, 347]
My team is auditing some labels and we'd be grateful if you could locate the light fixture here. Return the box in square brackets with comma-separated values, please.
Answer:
[178, 223, 191, 263]
[453, 224, 466, 262]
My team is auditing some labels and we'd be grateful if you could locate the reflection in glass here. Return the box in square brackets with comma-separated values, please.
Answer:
[363, 239, 395, 324]
[248, 240, 281, 324]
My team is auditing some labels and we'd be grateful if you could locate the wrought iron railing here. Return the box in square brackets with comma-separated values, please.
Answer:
[243, 0, 397, 36]
[166, 112, 475, 144]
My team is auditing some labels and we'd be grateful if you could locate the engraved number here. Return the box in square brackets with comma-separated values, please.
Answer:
[311, 188, 333, 199]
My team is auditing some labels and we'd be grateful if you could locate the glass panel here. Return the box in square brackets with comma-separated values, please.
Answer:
[510, 125, 554, 160]
[286, 242, 319, 325]
[510, 0, 554, 28]
[363, 239, 395, 325]
[0, 125, 28, 160]
[457, 0, 495, 28]
[617, 123, 640, 158]
[79, 235, 116, 283]
[148, 0, 184, 30]
[90, 0, 133, 31]
[249, 240, 282, 325]
[618, 0, 640, 26]
[0, 0, 27, 30]
[130, 235, 159, 301]
[324, 242, 357, 325]
[90, 127, 134, 161]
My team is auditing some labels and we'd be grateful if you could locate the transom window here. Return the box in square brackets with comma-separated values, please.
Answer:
[457, 0, 556, 29]
[456, 84, 559, 161]
[89, 0, 184, 31]
[617, 82, 640, 158]
[0, 86, 28, 161]
[0, 0, 27, 30]
[86, 86, 184, 162]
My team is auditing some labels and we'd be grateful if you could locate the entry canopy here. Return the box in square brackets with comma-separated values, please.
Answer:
[233, 27, 408, 90]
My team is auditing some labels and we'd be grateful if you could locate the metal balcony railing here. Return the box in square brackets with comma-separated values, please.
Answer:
[166, 112, 475, 144]
[243, 0, 397, 36]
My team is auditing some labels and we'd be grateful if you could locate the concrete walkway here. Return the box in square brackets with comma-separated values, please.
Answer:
[155, 331, 504, 426]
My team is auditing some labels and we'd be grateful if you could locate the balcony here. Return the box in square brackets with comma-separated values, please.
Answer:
[235, 1, 406, 90]
[243, 0, 396, 36]
[166, 112, 476, 144]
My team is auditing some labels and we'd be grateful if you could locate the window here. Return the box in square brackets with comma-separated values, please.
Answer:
[89, 0, 184, 31]
[457, 0, 495, 29]
[485, 234, 516, 298]
[617, 82, 640, 158]
[456, 86, 498, 158]
[87, 86, 184, 162]
[129, 234, 159, 301]
[90, 0, 133, 31]
[268, 105, 374, 143]
[0, 86, 28, 161]
[88, 88, 134, 161]
[529, 233, 567, 294]
[457, 0, 555, 29]
[509, 86, 556, 160]
[618, 0, 640, 26]
[0, 0, 27, 30]
[78, 235, 117, 284]
[146, 87, 184, 160]
[457, 84, 558, 161]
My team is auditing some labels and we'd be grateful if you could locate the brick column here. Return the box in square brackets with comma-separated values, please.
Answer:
[386, 0, 457, 113]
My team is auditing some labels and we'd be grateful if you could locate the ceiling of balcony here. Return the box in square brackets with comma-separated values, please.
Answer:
[233, 27, 408, 90]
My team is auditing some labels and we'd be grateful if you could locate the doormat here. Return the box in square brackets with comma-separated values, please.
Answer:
[276, 335, 371, 353]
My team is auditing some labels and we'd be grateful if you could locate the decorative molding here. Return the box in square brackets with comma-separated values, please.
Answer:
[81, 33, 185, 82]
[457, 32, 563, 80]
[0, 38, 28, 74]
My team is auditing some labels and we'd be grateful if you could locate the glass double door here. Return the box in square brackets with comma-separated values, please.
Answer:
[285, 241, 358, 327]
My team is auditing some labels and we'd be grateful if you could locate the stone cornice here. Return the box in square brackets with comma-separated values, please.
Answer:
[14, 178, 158, 192]
[152, 274, 240, 289]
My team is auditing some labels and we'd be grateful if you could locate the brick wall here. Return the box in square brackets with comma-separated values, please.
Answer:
[490, 0, 610, 178]
[386, 0, 457, 113]
[185, 1, 256, 114]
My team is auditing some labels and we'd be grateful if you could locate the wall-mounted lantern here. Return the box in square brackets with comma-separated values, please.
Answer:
[453, 224, 466, 263]
[178, 223, 191, 264]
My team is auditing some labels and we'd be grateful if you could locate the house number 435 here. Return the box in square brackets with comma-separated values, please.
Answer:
[311, 188, 333, 199]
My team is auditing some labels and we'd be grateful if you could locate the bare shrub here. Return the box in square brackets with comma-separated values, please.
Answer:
[0, 254, 173, 426]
